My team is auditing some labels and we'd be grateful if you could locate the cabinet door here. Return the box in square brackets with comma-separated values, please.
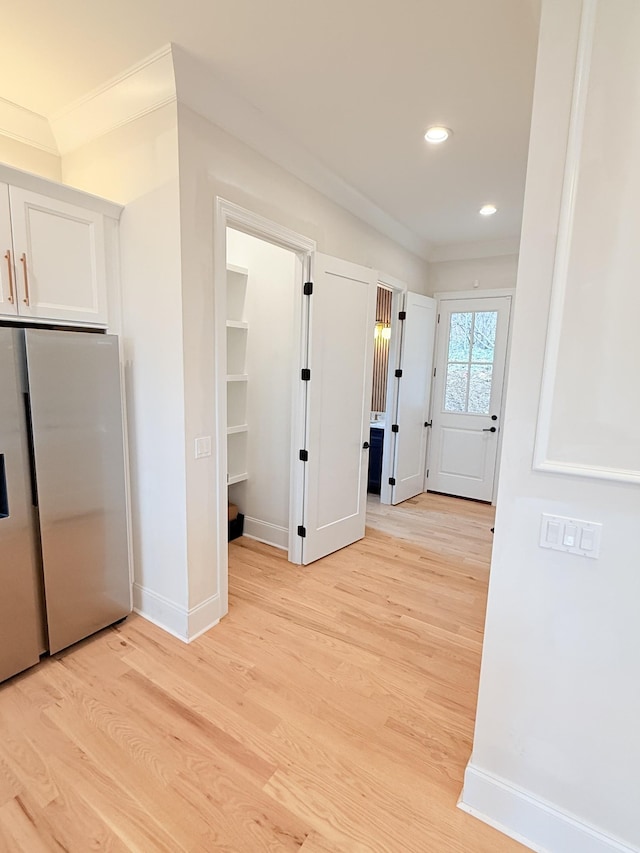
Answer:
[9, 187, 108, 326]
[0, 184, 17, 317]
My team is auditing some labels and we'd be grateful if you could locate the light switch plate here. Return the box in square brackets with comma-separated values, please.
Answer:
[195, 436, 212, 459]
[540, 514, 602, 559]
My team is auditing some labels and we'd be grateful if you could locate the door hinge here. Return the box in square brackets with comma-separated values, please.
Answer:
[389, 477, 396, 486]
[391, 424, 399, 433]
[297, 525, 306, 538]
[304, 282, 313, 296]
[424, 420, 432, 428]
[301, 368, 311, 381]
[437, 313, 440, 324]
[433, 367, 436, 377]
[299, 449, 308, 462]
[398, 310, 406, 321]
[395, 369, 403, 378]
[426, 469, 430, 478]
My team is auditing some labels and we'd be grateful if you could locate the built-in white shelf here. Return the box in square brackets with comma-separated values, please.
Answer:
[227, 472, 248, 485]
[226, 263, 249, 519]
[227, 424, 248, 435]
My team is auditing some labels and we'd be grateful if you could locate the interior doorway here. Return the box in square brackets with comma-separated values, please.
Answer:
[225, 228, 299, 554]
[366, 284, 394, 502]
[216, 199, 381, 616]
[366, 280, 437, 512]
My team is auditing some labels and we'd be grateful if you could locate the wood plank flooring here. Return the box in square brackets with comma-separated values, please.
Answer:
[0, 492, 525, 851]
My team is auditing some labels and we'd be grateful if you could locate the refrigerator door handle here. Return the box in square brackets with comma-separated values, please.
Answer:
[0, 454, 8, 518]
[21, 393, 38, 507]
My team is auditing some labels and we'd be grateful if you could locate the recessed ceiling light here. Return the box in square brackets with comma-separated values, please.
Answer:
[424, 126, 452, 144]
[479, 204, 498, 216]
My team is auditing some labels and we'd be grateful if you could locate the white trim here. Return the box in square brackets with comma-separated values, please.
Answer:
[434, 288, 516, 301]
[378, 271, 409, 293]
[427, 292, 513, 502]
[379, 284, 406, 506]
[218, 199, 316, 255]
[186, 594, 221, 641]
[172, 44, 429, 260]
[0, 97, 58, 154]
[429, 237, 521, 263]
[243, 517, 289, 551]
[215, 198, 316, 607]
[132, 583, 221, 643]
[460, 763, 639, 853]
[532, 0, 640, 486]
[50, 45, 176, 155]
[133, 583, 189, 642]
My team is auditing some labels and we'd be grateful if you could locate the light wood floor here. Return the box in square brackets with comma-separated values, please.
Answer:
[0, 493, 525, 852]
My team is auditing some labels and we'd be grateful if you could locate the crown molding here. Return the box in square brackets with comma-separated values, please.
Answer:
[2, 43, 430, 260]
[171, 45, 431, 261]
[0, 97, 58, 155]
[429, 236, 521, 263]
[50, 45, 176, 155]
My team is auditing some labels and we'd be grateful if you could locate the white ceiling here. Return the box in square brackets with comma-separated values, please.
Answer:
[0, 0, 540, 252]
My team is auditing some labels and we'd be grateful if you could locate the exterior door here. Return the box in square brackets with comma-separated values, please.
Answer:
[391, 291, 437, 504]
[9, 186, 107, 326]
[301, 253, 376, 564]
[428, 296, 511, 501]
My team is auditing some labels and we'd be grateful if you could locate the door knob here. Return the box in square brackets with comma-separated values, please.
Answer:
[362, 441, 370, 449]
[491, 415, 498, 421]
[483, 427, 497, 433]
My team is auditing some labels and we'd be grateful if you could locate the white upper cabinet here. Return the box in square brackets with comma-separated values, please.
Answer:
[0, 166, 121, 328]
[8, 187, 108, 326]
[0, 184, 17, 316]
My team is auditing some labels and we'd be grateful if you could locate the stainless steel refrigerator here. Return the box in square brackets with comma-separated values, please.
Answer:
[0, 327, 131, 683]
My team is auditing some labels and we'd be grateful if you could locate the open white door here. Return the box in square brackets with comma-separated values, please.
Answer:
[301, 252, 376, 565]
[391, 292, 437, 504]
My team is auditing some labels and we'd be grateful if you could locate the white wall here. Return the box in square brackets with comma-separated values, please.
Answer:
[0, 137, 61, 182]
[21, 92, 430, 640]
[226, 229, 297, 548]
[61, 104, 190, 630]
[462, 1, 640, 851]
[177, 101, 431, 621]
[429, 254, 518, 295]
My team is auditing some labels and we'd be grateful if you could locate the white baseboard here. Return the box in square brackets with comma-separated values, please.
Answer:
[243, 516, 288, 550]
[460, 763, 639, 853]
[187, 593, 220, 640]
[132, 583, 221, 643]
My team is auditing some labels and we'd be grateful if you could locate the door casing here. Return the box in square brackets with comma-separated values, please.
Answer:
[214, 199, 316, 617]
[377, 273, 406, 506]
[427, 288, 515, 504]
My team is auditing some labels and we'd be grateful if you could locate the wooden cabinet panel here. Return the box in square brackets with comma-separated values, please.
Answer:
[0, 184, 17, 317]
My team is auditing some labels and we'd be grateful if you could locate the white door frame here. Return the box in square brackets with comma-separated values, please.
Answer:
[214, 198, 316, 616]
[377, 272, 407, 505]
[427, 288, 516, 504]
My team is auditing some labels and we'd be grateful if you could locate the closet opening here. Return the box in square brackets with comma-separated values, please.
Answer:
[225, 227, 300, 562]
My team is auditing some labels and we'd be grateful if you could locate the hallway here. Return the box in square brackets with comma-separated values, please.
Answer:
[0, 495, 519, 851]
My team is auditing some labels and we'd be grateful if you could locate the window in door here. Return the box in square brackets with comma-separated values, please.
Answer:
[444, 310, 497, 414]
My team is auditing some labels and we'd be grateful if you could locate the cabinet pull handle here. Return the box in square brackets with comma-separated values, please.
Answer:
[4, 250, 14, 304]
[20, 253, 29, 305]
